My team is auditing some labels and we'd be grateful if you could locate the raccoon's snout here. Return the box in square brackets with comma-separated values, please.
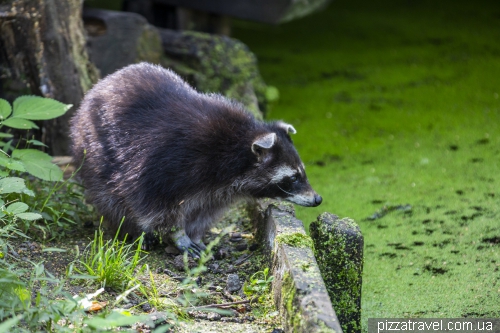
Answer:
[285, 191, 322, 207]
[313, 194, 322, 207]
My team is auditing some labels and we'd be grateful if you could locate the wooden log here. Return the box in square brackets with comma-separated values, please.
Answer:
[0, 0, 99, 155]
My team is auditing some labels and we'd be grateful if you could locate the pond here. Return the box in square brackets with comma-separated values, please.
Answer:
[233, 0, 500, 328]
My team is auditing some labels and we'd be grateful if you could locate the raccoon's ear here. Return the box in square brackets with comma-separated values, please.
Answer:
[251, 133, 276, 159]
[277, 121, 297, 135]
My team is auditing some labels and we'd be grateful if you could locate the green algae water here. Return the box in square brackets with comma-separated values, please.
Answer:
[233, 0, 500, 329]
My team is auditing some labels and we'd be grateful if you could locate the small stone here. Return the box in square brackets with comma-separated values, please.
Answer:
[8, 249, 19, 258]
[225, 265, 236, 273]
[229, 232, 243, 242]
[208, 263, 220, 273]
[214, 247, 230, 260]
[173, 254, 196, 271]
[230, 232, 242, 239]
[235, 243, 248, 251]
[207, 312, 221, 321]
[142, 302, 152, 312]
[164, 245, 180, 255]
[191, 312, 208, 320]
[122, 303, 134, 309]
[226, 273, 241, 292]
[249, 243, 259, 251]
[163, 268, 176, 276]
[195, 276, 202, 286]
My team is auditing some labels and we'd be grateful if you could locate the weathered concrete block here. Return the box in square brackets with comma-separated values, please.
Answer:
[255, 200, 343, 333]
[310, 213, 364, 333]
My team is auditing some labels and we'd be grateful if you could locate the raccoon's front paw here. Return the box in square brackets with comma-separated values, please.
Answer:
[172, 231, 204, 259]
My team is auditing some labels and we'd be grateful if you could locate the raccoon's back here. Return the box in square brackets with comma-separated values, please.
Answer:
[70, 63, 262, 204]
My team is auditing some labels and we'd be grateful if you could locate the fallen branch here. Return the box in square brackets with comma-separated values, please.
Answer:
[186, 297, 258, 310]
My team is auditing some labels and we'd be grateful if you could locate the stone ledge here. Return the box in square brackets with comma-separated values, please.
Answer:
[253, 200, 343, 333]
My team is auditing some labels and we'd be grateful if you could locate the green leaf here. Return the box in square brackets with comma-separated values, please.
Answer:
[0, 315, 22, 332]
[16, 212, 42, 221]
[0, 177, 27, 194]
[85, 311, 149, 329]
[0, 170, 9, 178]
[12, 148, 52, 162]
[26, 139, 48, 147]
[42, 247, 66, 252]
[0, 153, 25, 172]
[69, 274, 99, 280]
[2, 118, 39, 130]
[6, 202, 29, 214]
[22, 187, 35, 197]
[0, 99, 12, 120]
[12, 149, 62, 181]
[13, 95, 72, 120]
[0, 133, 13, 139]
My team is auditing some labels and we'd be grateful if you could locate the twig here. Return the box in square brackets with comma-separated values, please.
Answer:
[186, 297, 257, 310]
[234, 252, 254, 266]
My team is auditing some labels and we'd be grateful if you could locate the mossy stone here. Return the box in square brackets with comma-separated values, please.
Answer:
[310, 213, 363, 333]
[159, 29, 268, 119]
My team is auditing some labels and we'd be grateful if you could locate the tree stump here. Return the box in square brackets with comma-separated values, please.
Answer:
[0, 0, 99, 155]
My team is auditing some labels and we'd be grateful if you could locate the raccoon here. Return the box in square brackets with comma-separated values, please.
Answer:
[70, 62, 321, 257]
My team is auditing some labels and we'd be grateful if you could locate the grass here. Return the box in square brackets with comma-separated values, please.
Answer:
[232, 0, 500, 327]
[76, 219, 146, 291]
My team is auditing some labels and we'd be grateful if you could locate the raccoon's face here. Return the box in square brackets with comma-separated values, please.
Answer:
[247, 122, 322, 207]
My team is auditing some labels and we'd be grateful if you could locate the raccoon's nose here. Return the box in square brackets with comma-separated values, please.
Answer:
[314, 194, 322, 206]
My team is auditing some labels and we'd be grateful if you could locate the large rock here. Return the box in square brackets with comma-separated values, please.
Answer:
[83, 9, 267, 118]
[159, 29, 267, 118]
[83, 8, 163, 77]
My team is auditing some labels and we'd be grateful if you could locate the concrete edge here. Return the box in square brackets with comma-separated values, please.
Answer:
[252, 200, 343, 333]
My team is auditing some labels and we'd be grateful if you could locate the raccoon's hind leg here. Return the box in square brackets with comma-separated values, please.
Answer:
[184, 207, 226, 254]
[169, 205, 223, 258]
[171, 229, 205, 258]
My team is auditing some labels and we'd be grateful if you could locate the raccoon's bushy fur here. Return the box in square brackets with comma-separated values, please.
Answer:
[71, 63, 321, 255]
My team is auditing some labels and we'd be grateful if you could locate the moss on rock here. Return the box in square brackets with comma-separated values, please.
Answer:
[159, 29, 268, 118]
[310, 213, 363, 333]
[275, 232, 313, 249]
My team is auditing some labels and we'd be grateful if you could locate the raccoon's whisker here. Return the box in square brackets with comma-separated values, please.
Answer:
[275, 183, 294, 196]
[260, 169, 294, 196]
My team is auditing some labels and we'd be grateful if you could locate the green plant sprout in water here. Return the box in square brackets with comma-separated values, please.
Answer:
[243, 267, 274, 303]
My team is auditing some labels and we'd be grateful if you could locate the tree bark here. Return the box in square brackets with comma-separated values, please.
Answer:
[0, 0, 99, 155]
